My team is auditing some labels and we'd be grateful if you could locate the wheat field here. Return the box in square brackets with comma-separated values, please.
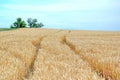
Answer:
[0, 28, 120, 80]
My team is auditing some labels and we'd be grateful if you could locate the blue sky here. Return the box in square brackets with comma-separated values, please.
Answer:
[0, 0, 120, 31]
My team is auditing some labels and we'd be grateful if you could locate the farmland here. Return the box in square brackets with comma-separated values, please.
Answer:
[0, 28, 14, 31]
[0, 28, 120, 80]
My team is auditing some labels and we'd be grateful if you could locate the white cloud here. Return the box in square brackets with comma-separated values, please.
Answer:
[2, 0, 111, 12]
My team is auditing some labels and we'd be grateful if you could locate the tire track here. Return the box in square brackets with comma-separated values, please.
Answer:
[63, 33, 107, 80]
[25, 30, 104, 80]
[25, 30, 63, 79]
[25, 37, 43, 79]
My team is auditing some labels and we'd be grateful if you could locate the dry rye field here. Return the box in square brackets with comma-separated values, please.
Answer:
[0, 28, 120, 80]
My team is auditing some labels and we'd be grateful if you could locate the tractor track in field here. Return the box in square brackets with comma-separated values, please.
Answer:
[25, 30, 105, 80]
[64, 38, 109, 80]
[63, 32, 108, 80]
[25, 30, 63, 79]
[25, 36, 44, 79]
[62, 31, 107, 80]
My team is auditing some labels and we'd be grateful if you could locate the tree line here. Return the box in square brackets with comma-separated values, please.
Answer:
[10, 17, 44, 28]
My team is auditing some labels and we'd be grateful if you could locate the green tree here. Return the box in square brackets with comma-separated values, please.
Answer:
[36, 22, 44, 28]
[27, 18, 33, 28]
[10, 17, 26, 28]
[10, 25, 15, 29]
[27, 18, 44, 28]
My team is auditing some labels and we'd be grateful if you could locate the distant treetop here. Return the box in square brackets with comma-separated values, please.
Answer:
[10, 17, 44, 29]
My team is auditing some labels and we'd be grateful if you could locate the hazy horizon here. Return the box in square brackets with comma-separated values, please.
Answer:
[0, 0, 120, 31]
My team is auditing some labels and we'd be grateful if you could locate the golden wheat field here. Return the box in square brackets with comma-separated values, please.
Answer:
[0, 28, 120, 80]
